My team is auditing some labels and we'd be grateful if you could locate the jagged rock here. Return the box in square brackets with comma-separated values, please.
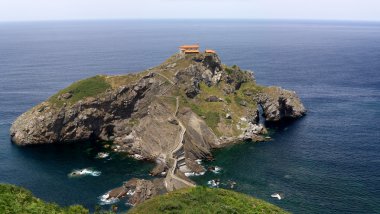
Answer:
[126, 178, 166, 205]
[185, 158, 206, 173]
[239, 123, 268, 141]
[108, 186, 128, 199]
[167, 117, 178, 125]
[205, 96, 221, 102]
[150, 158, 168, 176]
[59, 92, 72, 100]
[259, 87, 306, 122]
[250, 135, 267, 142]
[106, 178, 166, 205]
[185, 79, 200, 98]
[226, 113, 232, 119]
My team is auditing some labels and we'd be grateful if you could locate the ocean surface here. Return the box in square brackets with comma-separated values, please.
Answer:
[0, 20, 379, 213]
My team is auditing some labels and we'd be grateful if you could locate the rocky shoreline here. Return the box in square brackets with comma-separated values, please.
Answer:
[10, 52, 306, 205]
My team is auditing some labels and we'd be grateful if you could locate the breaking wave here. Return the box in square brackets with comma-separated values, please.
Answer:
[68, 168, 101, 177]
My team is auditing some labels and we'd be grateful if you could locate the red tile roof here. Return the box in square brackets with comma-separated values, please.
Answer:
[205, 49, 216, 53]
[180, 44, 200, 49]
[184, 50, 200, 54]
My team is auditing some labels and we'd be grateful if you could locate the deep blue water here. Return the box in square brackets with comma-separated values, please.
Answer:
[0, 20, 379, 213]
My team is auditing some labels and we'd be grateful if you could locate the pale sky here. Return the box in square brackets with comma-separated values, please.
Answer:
[0, 0, 379, 22]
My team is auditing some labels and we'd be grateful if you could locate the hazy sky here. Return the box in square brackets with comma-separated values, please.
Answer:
[0, 0, 379, 22]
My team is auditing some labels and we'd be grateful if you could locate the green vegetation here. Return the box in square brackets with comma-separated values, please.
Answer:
[225, 67, 234, 75]
[105, 70, 150, 89]
[0, 183, 88, 214]
[49, 75, 111, 107]
[128, 187, 289, 214]
[178, 78, 263, 137]
[179, 93, 221, 135]
[128, 118, 140, 127]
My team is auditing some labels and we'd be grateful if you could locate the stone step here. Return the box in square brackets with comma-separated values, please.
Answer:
[178, 161, 187, 167]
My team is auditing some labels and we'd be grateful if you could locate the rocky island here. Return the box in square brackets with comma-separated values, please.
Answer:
[10, 51, 306, 205]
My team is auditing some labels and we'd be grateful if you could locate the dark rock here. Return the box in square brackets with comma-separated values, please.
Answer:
[259, 86, 306, 122]
[167, 117, 178, 125]
[205, 96, 220, 102]
[150, 162, 167, 176]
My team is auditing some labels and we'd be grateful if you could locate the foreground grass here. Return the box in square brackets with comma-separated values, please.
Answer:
[129, 187, 289, 214]
[0, 183, 88, 214]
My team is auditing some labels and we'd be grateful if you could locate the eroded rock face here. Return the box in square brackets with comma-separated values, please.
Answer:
[259, 87, 306, 122]
[178, 107, 219, 159]
[10, 73, 160, 146]
[176, 54, 223, 98]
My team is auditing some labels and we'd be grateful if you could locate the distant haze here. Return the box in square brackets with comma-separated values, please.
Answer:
[0, 0, 380, 22]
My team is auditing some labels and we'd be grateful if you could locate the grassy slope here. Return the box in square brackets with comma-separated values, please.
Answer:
[0, 184, 88, 214]
[128, 187, 289, 214]
[48, 75, 111, 107]
[47, 71, 149, 107]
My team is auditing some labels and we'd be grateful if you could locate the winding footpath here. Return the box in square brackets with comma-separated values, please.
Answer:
[153, 71, 196, 190]
[165, 97, 195, 190]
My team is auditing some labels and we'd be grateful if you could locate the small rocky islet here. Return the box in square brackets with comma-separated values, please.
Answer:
[10, 51, 306, 205]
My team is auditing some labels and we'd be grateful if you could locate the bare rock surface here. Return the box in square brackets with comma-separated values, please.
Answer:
[259, 86, 306, 122]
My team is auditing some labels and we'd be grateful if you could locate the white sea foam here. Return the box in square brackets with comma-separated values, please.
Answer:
[207, 179, 220, 188]
[95, 152, 109, 159]
[68, 168, 101, 177]
[185, 171, 205, 177]
[125, 202, 135, 207]
[211, 166, 222, 174]
[133, 154, 144, 160]
[127, 190, 135, 196]
[271, 193, 283, 200]
[98, 191, 120, 205]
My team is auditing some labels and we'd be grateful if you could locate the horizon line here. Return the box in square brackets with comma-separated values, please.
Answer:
[1, 18, 380, 24]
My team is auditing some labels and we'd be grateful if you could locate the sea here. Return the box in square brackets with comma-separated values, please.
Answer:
[0, 20, 379, 213]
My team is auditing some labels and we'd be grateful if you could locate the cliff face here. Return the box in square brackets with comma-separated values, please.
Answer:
[10, 53, 306, 202]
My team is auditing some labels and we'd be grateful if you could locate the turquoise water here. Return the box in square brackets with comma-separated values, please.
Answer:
[0, 20, 379, 213]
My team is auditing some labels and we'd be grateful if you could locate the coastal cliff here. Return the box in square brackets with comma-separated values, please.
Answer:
[10, 53, 306, 204]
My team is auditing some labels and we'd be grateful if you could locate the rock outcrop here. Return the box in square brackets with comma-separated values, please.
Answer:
[106, 178, 166, 206]
[10, 52, 306, 205]
[259, 87, 306, 122]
